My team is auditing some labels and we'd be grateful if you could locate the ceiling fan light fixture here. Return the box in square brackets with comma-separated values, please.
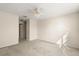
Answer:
[33, 8, 41, 17]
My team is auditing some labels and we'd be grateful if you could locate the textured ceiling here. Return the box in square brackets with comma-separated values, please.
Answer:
[0, 3, 79, 19]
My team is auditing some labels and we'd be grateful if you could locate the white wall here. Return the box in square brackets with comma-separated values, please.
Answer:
[29, 19, 38, 40]
[38, 12, 79, 48]
[0, 11, 19, 48]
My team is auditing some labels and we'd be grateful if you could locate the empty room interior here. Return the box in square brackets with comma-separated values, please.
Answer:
[0, 3, 79, 56]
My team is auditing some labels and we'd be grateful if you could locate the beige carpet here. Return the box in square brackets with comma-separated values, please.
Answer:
[0, 39, 79, 56]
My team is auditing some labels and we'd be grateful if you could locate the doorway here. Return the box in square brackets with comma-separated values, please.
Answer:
[19, 17, 27, 42]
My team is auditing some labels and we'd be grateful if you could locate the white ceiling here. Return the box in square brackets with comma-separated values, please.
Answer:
[0, 3, 79, 19]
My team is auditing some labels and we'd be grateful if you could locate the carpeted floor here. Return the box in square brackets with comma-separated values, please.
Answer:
[0, 39, 79, 56]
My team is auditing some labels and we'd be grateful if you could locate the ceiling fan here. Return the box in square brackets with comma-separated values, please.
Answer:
[32, 7, 41, 17]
